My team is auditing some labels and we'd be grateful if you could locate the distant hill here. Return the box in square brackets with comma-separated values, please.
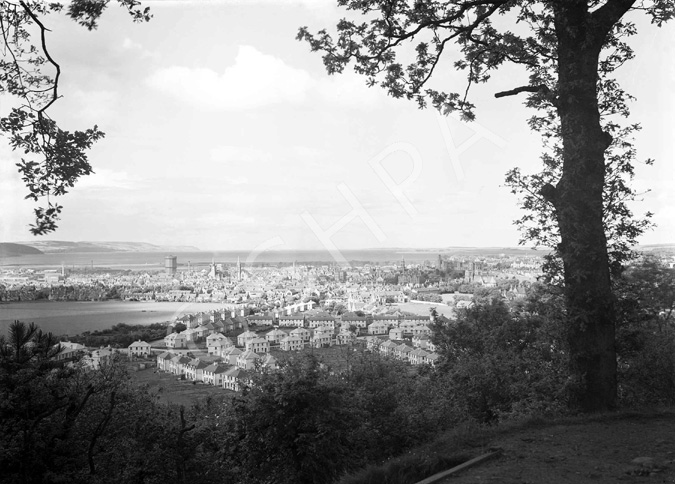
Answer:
[16, 241, 200, 254]
[0, 243, 44, 257]
[398, 247, 552, 257]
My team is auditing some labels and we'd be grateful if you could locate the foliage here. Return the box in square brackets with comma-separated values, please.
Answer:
[0, 1, 151, 234]
[66, 322, 167, 349]
[615, 257, 675, 406]
[431, 284, 569, 422]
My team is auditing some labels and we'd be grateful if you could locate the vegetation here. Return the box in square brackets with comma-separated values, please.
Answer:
[298, 0, 674, 412]
[65, 322, 168, 348]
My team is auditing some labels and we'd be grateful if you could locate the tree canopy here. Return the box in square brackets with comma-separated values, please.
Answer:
[0, 0, 150, 234]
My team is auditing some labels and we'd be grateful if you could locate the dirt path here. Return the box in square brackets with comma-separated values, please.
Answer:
[441, 411, 675, 484]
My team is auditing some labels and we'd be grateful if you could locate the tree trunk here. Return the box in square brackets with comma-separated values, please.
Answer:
[553, 5, 617, 412]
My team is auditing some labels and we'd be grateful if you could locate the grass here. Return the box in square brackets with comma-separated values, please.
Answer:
[337, 421, 491, 484]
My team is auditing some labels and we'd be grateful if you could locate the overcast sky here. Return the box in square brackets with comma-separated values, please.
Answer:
[1, 0, 673, 251]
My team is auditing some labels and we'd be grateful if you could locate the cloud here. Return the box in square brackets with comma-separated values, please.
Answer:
[146, 46, 313, 110]
[210, 145, 274, 163]
[76, 169, 140, 190]
[146, 45, 394, 112]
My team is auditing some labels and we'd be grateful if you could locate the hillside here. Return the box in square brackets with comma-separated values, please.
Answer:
[0, 243, 44, 257]
[17, 241, 200, 254]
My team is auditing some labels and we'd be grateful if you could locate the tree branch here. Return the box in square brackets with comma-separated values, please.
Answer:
[18, 0, 61, 116]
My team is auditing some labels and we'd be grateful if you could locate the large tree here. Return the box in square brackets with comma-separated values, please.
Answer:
[298, 0, 673, 411]
[0, 0, 150, 235]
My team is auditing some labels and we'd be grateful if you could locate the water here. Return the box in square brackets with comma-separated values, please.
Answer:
[0, 300, 227, 337]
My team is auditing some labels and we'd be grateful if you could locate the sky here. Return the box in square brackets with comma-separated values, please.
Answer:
[1, 0, 673, 252]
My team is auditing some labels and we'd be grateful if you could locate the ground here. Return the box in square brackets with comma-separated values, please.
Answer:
[438, 411, 675, 484]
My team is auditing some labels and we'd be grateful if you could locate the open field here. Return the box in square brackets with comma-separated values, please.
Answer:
[394, 302, 455, 318]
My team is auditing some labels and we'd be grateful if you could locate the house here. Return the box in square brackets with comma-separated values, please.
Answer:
[372, 314, 400, 327]
[222, 367, 250, 391]
[389, 328, 404, 340]
[379, 340, 398, 357]
[184, 358, 209, 381]
[399, 321, 418, 335]
[247, 314, 275, 326]
[194, 325, 210, 340]
[265, 328, 287, 345]
[245, 337, 270, 354]
[221, 346, 243, 365]
[53, 342, 87, 361]
[206, 333, 231, 355]
[280, 335, 304, 351]
[237, 330, 258, 347]
[425, 353, 440, 367]
[236, 350, 260, 370]
[278, 315, 306, 328]
[182, 327, 199, 342]
[367, 321, 389, 335]
[164, 332, 187, 349]
[84, 348, 113, 370]
[169, 355, 191, 375]
[412, 324, 432, 336]
[290, 327, 311, 342]
[412, 334, 430, 349]
[365, 336, 384, 351]
[156, 351, 174, 371]
[409, 348, 429, 365]
[341, 314, 368, 329]
[202, 363, 230, 386]
[310, 331, 332, 348]
[336, 329, 356, 345]
[394, 343, 413, 361]
[128, 340, 152, 357]
[259, 353, 278, 370]
[308, 314, 336, 330]
[402, 315, 431, 324]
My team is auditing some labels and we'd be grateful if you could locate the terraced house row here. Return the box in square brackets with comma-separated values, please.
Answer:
[365, 335, 440, 367]
[156, 350, 278, 392]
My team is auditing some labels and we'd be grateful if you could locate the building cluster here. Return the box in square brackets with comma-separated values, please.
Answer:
[150, 307, 442, 392]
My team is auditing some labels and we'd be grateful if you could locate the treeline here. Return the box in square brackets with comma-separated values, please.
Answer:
[1, 258, 673, 484]
[0, 284, 123, 302]
[65, 323, 168, 348]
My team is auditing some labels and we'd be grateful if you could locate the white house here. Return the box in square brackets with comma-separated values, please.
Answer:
[237, 350, 260, 370]
[184, 358, 208, 382]
[290, 327, 311, 342]
[203, 363, 230, 386]
[206, 333, 231, 355]
[265, 328, 287, 345]
[280, 335, 304, 351]
[164, 332, 187, 349]
[245, 337, 270, 354]
[237, 330, 258, 347]
[220, 346, 243, 365]
[367, 321, 389, 335]
[388, 328, 404, 340]
[128, 340, 152, 357]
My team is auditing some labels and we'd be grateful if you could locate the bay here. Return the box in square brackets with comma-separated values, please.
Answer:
[0, 301, 227, 337]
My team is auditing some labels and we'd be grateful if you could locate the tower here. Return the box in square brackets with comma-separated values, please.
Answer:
[237, 256, 242, 281]
[165, 255, 177, 275]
